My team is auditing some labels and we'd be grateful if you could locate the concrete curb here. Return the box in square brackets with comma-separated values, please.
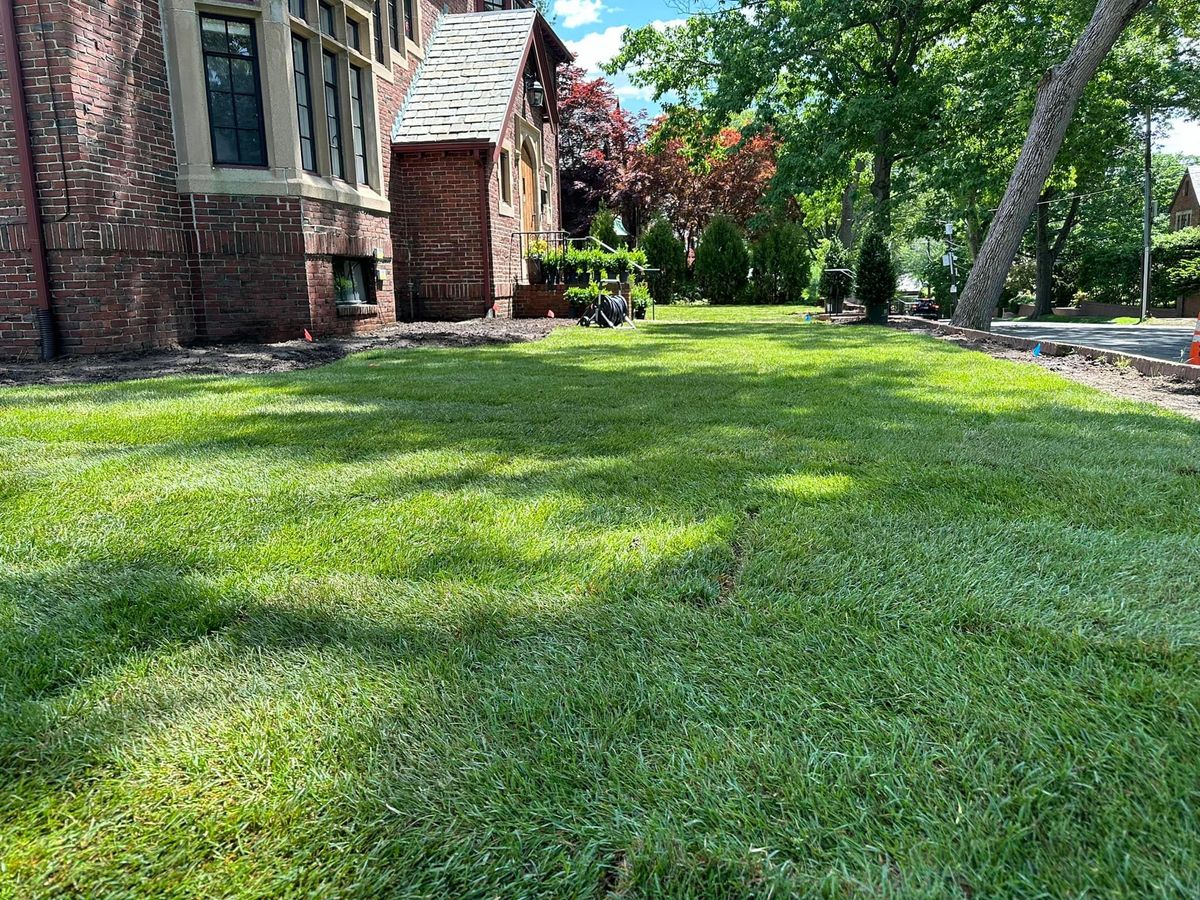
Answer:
[891, 316, 1200, 383]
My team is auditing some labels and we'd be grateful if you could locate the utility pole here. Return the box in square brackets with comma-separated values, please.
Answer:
[1141, 105, 1153, 322]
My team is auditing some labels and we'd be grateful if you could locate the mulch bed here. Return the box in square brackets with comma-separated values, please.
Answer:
[0, 318, 567, 387]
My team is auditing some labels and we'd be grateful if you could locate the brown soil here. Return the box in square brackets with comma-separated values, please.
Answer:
[0, 318, 568, 387]
[929, 330, 1200, 423]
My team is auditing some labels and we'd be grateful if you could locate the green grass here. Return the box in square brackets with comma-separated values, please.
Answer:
[2, 307, 1199, 896]
[1019, 314, 1197, 326]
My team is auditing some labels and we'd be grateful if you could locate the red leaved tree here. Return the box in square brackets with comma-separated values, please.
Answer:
[628, 122, 778, 246]
[557, 65, 643, 237]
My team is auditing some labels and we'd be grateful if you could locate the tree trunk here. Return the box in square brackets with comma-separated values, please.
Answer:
[952, 0, 1152, 330]
[871, 148, 894, 235]
[964, 203, 985, 259]
[1033, 191, 1055, 318]
[839, 159, 867, 247]
[1034, 191, 1081, 318]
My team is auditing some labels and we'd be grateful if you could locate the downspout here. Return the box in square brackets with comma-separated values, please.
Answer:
[1, 0, 58, 360]
[478, 149, 495, 314]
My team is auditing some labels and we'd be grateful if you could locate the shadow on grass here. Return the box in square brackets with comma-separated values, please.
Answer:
[1, 321, 1200, 893]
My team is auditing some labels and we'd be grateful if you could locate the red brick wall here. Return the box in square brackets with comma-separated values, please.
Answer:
[0, 0, 195, 357]
[489, 54, 561, 306]
[390, 150, 494, 320]
[1171, 175, 1199, 230]
[303, 200, 396, 335]
[0, 0, 568, 357]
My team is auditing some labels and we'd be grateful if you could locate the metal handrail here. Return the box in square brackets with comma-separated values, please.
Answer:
[509, 229, 660, 320]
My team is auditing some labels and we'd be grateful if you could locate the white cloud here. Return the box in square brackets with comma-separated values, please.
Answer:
[1161, 117, 1200, 155]
[566, 19, 687, 77]
[566, 26, 626, 75]
[616, 85, 656, 102]
[553, 0, 607, 29]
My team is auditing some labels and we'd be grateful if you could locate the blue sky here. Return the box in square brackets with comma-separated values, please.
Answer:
[550, 0, 1198, 154]
[551, 0, 686, 116]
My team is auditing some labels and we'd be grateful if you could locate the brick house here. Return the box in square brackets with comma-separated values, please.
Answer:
[1169, 166, 1200, 232]
[1168, 166, 1200, 318]
[0, 0, 570, 359]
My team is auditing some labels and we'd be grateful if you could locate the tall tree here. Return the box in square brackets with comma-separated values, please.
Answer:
[951, 0, 1154, 329]
[557, 66, 642, 237]
[612, 0, 998, 234]
[628, 120, 778, 245]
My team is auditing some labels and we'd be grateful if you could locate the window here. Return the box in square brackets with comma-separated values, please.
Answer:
[403, 0, 415, 40]
[346, 18, 360, 51]
[334, 258, 371, 305]
[373, 1, 385, 62]
[289, 0, 307, 20]
[388, 0, 400, 50]
[499, 149, 512, 206]
[200, 15, 266, 167]
[319, 2, 335, 36]
[350, 65, 368, 184]
[1177, 211, 1194, 230]
[541, 171, 551, 216]
[323, 51, 344, 179]
[292, 36, 317, 173]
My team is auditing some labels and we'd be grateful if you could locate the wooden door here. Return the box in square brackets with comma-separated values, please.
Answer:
[519, 151, 537, 234]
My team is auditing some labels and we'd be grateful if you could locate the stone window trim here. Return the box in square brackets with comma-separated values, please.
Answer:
[513, 116, 545, 229]
[498, 147, 515, 217]
[164, 1, 388, 212]
[199, 13, 269, 168]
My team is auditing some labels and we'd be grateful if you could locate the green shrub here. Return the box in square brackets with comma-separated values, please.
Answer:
[640, 218, 687, 305]
[856, 230, 896, 323]
[565, 285, 599, 316]
[752, 223, 810, 305]
[819, 239, 854, 313]
[1078, 226, 1200, 308]
[590, 203, 620, 249]
[630, 278, 650, 317]
[695, 216, 750, 305]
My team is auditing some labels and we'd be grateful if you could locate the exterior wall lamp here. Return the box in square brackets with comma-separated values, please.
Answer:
[527, 75, 545, 111]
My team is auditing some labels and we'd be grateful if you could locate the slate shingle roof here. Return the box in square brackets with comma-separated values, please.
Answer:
[392, 9, 538, 146]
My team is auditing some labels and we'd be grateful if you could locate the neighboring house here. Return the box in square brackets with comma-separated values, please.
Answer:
[1168, 166, 1200, 318]
[1169, 166, 1200, 231]
[0, 0, 570, 358]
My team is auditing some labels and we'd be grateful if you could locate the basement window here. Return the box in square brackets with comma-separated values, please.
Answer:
[333, 257, 372, 306]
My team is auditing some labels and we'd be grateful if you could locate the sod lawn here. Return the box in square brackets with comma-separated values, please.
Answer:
[2, 305, 1198, 896]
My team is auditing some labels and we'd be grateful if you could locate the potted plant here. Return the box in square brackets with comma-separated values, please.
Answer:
[564, 246, 588, 284]
[565, 285, 596, 317]
[526, 239, 550, 285]
[334, 275, 359, 305]
[542, 249, 562, 286]
[613, 247, 631, 284]
[630, 280, 650, 319]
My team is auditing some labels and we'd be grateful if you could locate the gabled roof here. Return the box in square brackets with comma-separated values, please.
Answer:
[391, 9, 569, 149]
[1171, 165, 1200, 213]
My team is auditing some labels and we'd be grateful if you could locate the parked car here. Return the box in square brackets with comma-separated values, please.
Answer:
[909, 298, 941, 320]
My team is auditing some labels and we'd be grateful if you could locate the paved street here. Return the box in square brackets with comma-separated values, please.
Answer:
[991, 322, 1195, 364]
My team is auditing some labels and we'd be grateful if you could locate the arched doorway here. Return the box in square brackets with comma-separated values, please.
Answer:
[519, 139, 537, 236]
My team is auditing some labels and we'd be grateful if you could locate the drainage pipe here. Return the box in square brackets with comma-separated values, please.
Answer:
[1, 0, 58, 360]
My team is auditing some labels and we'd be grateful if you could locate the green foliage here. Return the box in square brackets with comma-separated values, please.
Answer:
[589, 203, 620, 249]
[640, 218, 688, 304]
[1079, 227, 1200, 308]
[856, 230, 896, 313]
[818, 239, 854, 310]
[695, 216, 750, 304]
[750, 223, 810, 305]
